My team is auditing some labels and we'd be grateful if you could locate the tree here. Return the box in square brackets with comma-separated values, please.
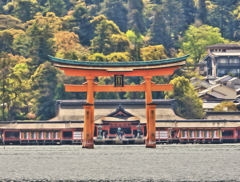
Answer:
[0, 30, 14, 53]
[148, 10, 171, 48]
[126, 30, 143, 61]
[196, 0, 208, 24]
[0, 53, 26, 121]
[91, 17, 130, 55]
[161, 0, 186, 42]
[208, 0, 237, 40]
[29, 62, 59, 120]
[54, 31, 89, 59]
[128, 0, 146, 34]
[14, 23, 54, 66]
[141, 45, 168, 61]
[71, 5, 94, 46]
[26, 12, 64, 33]
[181, 25, 225, 62]
[0, 15, 24, 31]
[43, 0, 67, 17]
[101, 0, 128, 32]
[165, 76, 204, 119]
[13, 0, 40, 22]
[180, 0, 196, 25]
[213, 101, 238, 112]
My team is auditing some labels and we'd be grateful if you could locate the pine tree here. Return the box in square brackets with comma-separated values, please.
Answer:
[128, 0, 146, 34]
[180, 0, 196, 25]
[101, 0, 128, 32]
[149, 10, 171, 48]
[196, 0, 207, 24]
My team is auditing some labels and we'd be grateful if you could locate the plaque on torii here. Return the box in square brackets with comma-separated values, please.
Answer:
[49, 55, 189, 148]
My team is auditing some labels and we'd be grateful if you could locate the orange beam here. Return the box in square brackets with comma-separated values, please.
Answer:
[59, 66, 180, 77]
[65, 84, 173, 92]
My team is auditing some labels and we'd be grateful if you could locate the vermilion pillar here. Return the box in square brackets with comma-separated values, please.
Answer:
[147, 104, 157, 148]
[82, 104, 94, 148]
[86, 76, 95, 142]
[144, 76, 156, 148]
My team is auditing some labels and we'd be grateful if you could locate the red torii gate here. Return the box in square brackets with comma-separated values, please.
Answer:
[49, 55, 188, 148]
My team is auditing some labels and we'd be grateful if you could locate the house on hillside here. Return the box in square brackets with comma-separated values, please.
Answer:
[198, 44, 240, 77]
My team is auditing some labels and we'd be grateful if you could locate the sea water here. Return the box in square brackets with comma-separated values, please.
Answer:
[0, 144, 239, 181]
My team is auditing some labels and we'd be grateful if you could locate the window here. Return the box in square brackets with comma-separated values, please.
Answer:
[31, 132, 35, 139]
[39, 132, 43, 139]
[53, 132, 58, 139]
[200, 66, 204, 71]
[63, 131, 72, 138]
[229, 58, 239, 64]
[210, 49, 214, 52]
[197, 130, 202, 138]
[218, 58, 228, 64]
[223, 49, 226, 52]
[46, 132, 51, 139]
[190, 131, 194, 138]
[24, 132, 28, 139]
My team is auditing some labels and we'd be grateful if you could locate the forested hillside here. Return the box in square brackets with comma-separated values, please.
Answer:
[0, 0, 239, 120]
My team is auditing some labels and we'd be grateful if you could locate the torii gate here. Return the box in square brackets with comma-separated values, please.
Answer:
[49, 55, 189, 148]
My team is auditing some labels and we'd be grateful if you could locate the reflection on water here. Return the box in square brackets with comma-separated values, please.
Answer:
[0, 144, 240, 181]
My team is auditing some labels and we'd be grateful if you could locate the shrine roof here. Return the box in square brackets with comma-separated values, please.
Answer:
[48, 55, 189, 68]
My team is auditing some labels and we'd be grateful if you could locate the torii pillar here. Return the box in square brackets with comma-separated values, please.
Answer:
[144, 76, 157, 148]
[82, 76, 95, 149]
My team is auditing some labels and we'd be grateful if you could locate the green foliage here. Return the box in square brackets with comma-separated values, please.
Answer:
[0, 30, 14, 53]
[196, 0, 208, 24]
[128, 0, 146, 34]
[13, 0, 40, 22]
[141, 45, 168, 61]
[165, 76, 204, 119]
[181, 25, 225, 62]
[0, 53, 29, 121]
[148, 10, 171, 48]
[29, 62, 59, 120]
[43, 0, 67, 17]
[213, 101, 238, 112]
[91, 17, 130, 54]
[101, 0, 128, 32]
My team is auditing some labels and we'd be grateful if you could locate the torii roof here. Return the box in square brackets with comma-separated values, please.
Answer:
[48, 55, 189, 72]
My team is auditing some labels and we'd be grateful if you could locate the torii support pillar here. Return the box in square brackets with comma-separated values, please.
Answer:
[144, 76, 156, 148]
[146, 104, 157, 148]
[82, 104, 94, 149]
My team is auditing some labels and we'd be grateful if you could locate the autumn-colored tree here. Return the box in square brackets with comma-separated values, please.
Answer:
[54, 31, 89, 59]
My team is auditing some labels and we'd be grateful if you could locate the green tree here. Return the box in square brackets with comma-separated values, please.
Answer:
[101, 0, 128, 32]
[196, 0, 208, 24]
[43, 0, 67, 17]
[91, 17, 130, 55]
[29, 62, 59, 120]
[181, 25, 225, 62]
[161, 0, 186, 41]
[126, 30, 143, 61]
[208, 0, 237, 40]
[14, 23, 54, 66]
[180, 0, 196, 25]
[148, 10, 171, 48]
[213, 101, 238, 112]
[0, 30, 14, 53]
[13, 0, 40, 22]
[71, 5, 94, 46]
[128, 0, 146, 34]
[165, 76, 204, 119]
[0, 53, 25, 121]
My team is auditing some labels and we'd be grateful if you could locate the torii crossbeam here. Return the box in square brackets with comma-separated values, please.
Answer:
[49, 55, 189, 148]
